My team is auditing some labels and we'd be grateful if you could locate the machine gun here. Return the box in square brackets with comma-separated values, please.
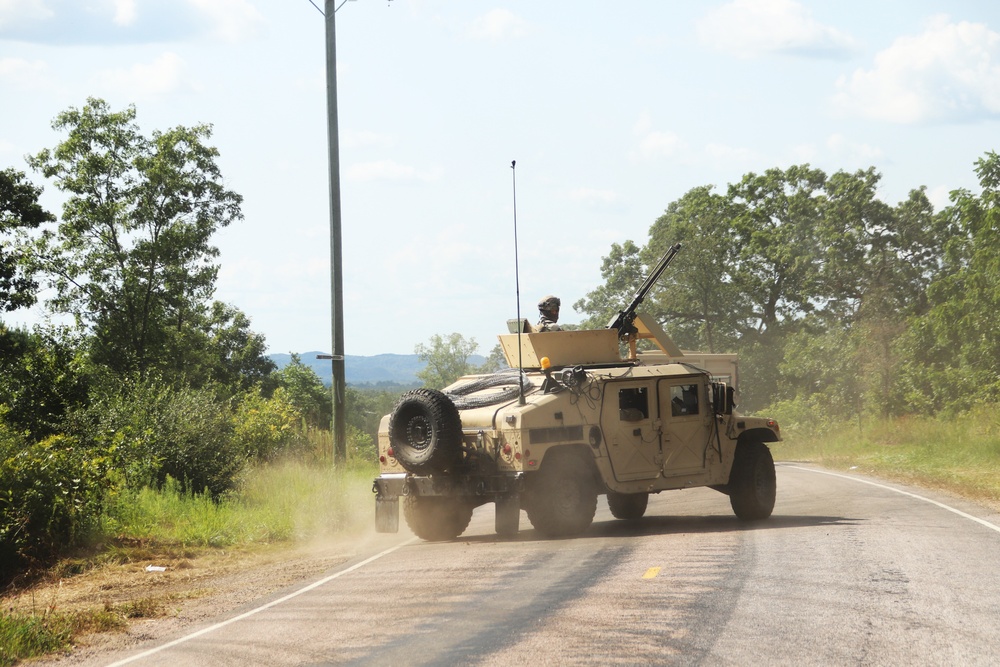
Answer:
[607, 242, 682, 338]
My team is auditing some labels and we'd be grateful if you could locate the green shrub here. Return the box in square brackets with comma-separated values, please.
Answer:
[0, 326, 89, 440]
[234, 386, 306, 461]
[0, 432, 107, 576]
[69, 379, 244, 497]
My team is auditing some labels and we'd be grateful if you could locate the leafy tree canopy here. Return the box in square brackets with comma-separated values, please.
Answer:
[25, 98, 243, 380]
[0, 168, 54, 311]
[415, 333, 480, 390]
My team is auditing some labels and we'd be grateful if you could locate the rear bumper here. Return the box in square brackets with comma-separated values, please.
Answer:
[373, 471, 524, 500]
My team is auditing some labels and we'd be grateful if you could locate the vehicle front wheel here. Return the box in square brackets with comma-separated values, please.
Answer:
[728, 441, 776, 521]
[402, 496, 474, 541]
[607, 491, 649, 520]
[525, 455, 598, 538]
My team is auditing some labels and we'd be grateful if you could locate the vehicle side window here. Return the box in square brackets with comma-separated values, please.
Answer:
[619, 387, 649, 422]
[670, 384, 700, 417]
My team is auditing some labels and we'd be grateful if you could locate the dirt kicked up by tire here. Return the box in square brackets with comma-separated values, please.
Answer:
[525, 454, 598, 538]
[402, 495, 474, 542]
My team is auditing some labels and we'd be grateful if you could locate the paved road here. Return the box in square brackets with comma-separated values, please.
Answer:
[96, 463, 1000, 666]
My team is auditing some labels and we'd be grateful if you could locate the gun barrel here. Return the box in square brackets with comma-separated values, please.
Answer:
[607, 242, 682, 334]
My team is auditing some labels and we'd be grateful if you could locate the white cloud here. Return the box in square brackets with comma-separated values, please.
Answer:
[346, 159, 441, 183]
[825, 134, 883, 162]
[112, 0, 137, 26]
[466, 9, 531, 42]
[926, 185, 952, 211]
[0, 57, 51, 89]
[634, 130, 682, 160]
[343, 130, 395, 150]
[834, 15, 1000, 124]
[567, 187, 623, 212]
[698, 0, 856, 59]
[630, 111, 684, 161]
[705, 142, 757, 164]
[93, 51, 186, 97]
[0, 0, 52, 29]
[186, 0, 263, 42]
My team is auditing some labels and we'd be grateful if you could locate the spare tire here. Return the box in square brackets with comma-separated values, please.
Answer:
[388, 388, 463, 474]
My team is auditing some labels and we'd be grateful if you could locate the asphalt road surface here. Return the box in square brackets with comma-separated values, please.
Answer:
[93, 463, 1000, 666]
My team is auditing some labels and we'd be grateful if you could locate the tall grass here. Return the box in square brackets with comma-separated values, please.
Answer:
[2, 458, 379, 664]
[769, 403, 1000, 504]
[102, 459, 378, 548]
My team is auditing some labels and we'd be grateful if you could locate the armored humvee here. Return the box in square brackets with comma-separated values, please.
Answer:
[373, 244, 781, 540]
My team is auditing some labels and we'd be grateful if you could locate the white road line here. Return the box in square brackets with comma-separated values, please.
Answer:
[782, 464, 1000, 535]
[105, 537, 417, 667]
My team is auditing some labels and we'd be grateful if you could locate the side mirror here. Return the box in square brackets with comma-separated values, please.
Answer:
[712, 382, 735, 415]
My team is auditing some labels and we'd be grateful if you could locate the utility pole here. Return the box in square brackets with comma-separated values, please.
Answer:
[324, 0, 347, 466]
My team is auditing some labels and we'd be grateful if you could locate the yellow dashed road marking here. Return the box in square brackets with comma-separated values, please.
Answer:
[643, 567, 661, 579]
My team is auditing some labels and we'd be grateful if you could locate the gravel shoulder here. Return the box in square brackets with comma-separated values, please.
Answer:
[4, 532, 386, 665]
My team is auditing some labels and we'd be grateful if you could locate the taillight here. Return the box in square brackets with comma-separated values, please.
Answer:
[386, 447, 395, 458]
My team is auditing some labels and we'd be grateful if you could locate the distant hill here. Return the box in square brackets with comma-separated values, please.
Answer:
[269, 351, 486, 387]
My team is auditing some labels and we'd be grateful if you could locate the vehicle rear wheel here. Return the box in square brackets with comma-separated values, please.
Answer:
[402, 495, 474, 541]
[525, 455, 598, 538]
[388, 389, 463, 474]
[607, 491, 649, 520]
[728, 441, 776, 521]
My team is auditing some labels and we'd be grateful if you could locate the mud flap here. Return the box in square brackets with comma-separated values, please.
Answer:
[495, 494, 520, 539]
[375, 496, 399, 533]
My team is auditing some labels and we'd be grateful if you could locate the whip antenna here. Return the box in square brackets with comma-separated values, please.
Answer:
[511, 160, 526, 405]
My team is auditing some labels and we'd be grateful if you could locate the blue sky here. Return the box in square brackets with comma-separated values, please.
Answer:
[2, 0, 999, 356]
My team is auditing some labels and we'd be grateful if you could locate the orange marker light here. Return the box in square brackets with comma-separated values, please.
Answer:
[540, 356, 551, 370]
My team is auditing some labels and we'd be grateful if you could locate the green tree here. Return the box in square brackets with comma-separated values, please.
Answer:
[728, 164, 827, 334]
[169, 301, 277, 395]
[476, 343, 509, 373]
[645, 185, 749, 352]
[415, 333, 479, 389]
[573, 240, 646, 330]
[896, 151, 1000, 411]
[25, 98, 243, 380]
[275, 354, 330, 429]
[0, 325, 89, 440]
[0, 167, 54, 311]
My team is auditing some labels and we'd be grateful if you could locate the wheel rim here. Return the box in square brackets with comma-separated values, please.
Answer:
[404, 414, 432, 451]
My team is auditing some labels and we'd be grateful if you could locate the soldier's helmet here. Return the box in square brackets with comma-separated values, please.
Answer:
[538, 295, 561, 311]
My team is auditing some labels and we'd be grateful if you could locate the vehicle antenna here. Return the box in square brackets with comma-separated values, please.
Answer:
[511, 159, 526, 405]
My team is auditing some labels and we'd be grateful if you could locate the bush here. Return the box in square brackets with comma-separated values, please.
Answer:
[69, 379, 244, 497]
[234, 386, 306, 461]
[0, 430, 107, 576]
[0, 326, 89, 440]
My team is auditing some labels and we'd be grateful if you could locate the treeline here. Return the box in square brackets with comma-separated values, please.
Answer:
[0, 99, 375, 581]
[575, 155, 1000, 426]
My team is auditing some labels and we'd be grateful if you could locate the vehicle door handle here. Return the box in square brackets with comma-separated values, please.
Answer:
[633, 428, 641, 436]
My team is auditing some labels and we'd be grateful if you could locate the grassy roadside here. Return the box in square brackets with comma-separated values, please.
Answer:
[0, 460, 378, 667]
[768, 404, 1000, 506]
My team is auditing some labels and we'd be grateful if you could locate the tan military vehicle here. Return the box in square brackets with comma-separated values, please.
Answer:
[373, 244, 781, 540]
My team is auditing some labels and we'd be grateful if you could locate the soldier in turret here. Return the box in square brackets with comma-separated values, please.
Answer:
[536, 295, 562, 332]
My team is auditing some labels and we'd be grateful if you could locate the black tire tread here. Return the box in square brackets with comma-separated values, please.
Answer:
[402, 495, 473, 541]
[728, 440, 776, 521]
[525, 454, 598, 538]
[607, 491, 649, 520]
